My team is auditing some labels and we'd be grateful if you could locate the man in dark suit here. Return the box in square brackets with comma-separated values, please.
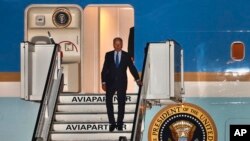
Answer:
[101, 37, 142, 132]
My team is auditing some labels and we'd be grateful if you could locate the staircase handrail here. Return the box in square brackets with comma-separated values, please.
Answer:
[32, 44, 63, 141]
[131, 40, 184, 141]
[131, 45, 150, 141]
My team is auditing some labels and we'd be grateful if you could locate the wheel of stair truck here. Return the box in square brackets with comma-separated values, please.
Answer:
[119, 136, 128, 141]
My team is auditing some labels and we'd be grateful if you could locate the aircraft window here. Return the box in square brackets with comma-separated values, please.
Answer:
[231, 41, 245, 61]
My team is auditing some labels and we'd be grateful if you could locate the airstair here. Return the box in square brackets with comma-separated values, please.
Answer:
[49, 93, 137, 141]
[21, 40, 184, 141]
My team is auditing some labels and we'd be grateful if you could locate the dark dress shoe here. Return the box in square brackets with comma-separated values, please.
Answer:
[109, 124, 116, 132]
[117, 125, 123, 131]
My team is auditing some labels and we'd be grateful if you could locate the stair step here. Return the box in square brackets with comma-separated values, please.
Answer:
[49, 93, 136, 141]
[55, 113, 135, 122]
[58, 93, 138, 104]
[50, 132, 131, 141]
[52, 123, 133, 132]
[56, 104, 136, 113]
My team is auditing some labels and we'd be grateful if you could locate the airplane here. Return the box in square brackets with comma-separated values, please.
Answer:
[0, 0, 250, 141]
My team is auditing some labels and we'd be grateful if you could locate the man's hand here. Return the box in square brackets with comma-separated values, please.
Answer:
[102, 83, 106, 91]
[136, 80, 143, 86]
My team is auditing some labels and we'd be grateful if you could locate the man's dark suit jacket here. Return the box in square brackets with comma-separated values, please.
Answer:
[101, 50, 139, 91]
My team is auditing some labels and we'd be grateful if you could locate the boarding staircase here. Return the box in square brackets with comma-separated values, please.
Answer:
[49, 93, 137, 141]
[27, 43, 138, 141]
[25, 40, 184, 141]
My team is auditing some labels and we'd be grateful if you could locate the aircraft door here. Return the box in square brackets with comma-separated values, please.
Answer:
[25, 4, 82, 92]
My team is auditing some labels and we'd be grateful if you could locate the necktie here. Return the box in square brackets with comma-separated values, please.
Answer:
[115, 52, 119, 68]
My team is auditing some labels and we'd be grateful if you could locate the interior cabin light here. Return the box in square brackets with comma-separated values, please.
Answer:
[231, 41, 245, 61]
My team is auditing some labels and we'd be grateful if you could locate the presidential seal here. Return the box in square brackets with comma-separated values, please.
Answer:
[52, 7, 72, 28]
[148, 103, 217, 141]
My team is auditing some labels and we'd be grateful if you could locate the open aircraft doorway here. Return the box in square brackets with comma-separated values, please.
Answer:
[82, 5, 135, 94]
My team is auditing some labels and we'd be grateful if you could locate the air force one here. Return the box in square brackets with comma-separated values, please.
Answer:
[0, 1, 250, 141]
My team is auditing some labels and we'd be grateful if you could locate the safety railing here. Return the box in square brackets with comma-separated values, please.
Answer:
[32, 44, 63, 141]
[131, 46, 149, 141]
[131, 40, 184, 141]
